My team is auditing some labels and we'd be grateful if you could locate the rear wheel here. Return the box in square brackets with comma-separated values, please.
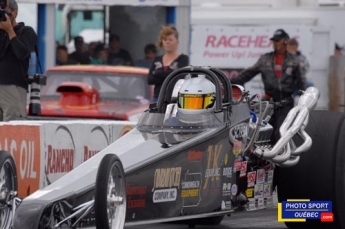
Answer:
[0, 151, 18, 229]
[94, 154, 126, 229]
[277, 110, 345, 229]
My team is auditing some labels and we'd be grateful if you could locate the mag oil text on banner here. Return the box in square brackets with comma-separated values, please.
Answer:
[278, 200, 333, 223]
[0, 124, 42, 197]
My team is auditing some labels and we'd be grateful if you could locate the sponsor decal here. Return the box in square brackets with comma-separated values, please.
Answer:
[128, 198, 146, 208]
[127, 184, 147, 209]
[205, 168, 220, 178]
[266, 197, 273, 207]
[203, 144, 222, 190]
[152, 167, 182, 192]
[254, 183, 264, 198]
[256, 169, 265, 184]
[247, 171, 256, 187]
[258, 198, 265, 209]
[127, 184, 147, 195]
[263, 183, 271, 197]
[187, 150, 203, 161]
[231, 184, 238, 196]
[245, 188, 254, 198]
[223, 166, 233, 178]
[0, 125, 41, 197]
[230, 124, 248, 141]
[182, 181, 201, 189]
[152, 188, 177, 203]
[83, 126, 109, 162]
[181, 189, 199, 198]
[232, 141, 242, 156]
[221, 200, 232, 210]
[234, 159, 242, 171]
[240, 161, 247, 177]
[181, 171, 202, 207]
[248, 198, 256, 211]
[46, 126, 75, 185]
[265, 170, 274, 183]
[222, 183, 231, 196]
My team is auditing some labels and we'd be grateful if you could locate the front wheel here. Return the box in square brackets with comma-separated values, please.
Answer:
[0, 151, 18, 229]
[94, 154, 127, 229]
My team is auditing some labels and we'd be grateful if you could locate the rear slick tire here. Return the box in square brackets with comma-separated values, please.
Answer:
[94, 154, 126, 229]
[276, 110, 345, 229]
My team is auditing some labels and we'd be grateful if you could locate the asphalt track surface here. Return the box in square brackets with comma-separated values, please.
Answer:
[125, 208, 287, 229]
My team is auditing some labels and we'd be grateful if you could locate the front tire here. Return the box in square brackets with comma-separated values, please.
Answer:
[0, 151, 18, 229]
[94, 154, 126, 229]
[277, 110, 345, 229]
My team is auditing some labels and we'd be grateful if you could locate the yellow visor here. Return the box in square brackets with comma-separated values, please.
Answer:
[178, 93, 215, 109]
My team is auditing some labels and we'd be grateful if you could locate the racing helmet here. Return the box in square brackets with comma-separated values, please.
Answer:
[177, 75, 216, 116]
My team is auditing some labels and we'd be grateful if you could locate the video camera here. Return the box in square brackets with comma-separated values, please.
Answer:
[0, 0, 7, 22]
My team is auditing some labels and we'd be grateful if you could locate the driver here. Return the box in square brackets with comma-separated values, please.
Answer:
[165, 75, 216, 125]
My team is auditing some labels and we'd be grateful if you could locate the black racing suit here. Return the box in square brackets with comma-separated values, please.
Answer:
[231, 51, 306, 143]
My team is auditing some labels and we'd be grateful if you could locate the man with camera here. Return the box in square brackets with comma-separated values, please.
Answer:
[0, 0, 37, 121]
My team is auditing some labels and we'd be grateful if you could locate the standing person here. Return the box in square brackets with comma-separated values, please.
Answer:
[148, 25, 189, 103]
[0, 0, 37, 121]
[135, 43, 157, 68]
[68, 36, 90, 65]
[56, 45, 77, 66]
[90, 43, 107, 65]
[287, 38, 313, 98]
[287, 38, 310, 79]
[334, 43, 343, 56]
[231, 29, 306, 143]
[107, 34, 133, 66]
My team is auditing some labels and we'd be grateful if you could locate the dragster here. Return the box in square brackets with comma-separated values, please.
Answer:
[1, 66, 345, 229]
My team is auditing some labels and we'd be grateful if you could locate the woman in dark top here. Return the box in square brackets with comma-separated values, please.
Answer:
[147, 25, 189, 103]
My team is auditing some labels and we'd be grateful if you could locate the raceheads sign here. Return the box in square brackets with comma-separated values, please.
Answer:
[190, 25, 313, 68]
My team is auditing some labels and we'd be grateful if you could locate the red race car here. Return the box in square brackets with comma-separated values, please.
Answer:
[32, 65, 152, 121]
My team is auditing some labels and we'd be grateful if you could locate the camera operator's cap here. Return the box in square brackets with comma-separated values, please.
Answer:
[270, 29, 290, 42]
[74, 36, 84, 44]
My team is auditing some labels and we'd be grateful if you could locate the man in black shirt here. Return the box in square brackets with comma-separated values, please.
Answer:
[107, 34, 133, 66]
[68, 36, 90, 65]
[0, 0, 37, 121]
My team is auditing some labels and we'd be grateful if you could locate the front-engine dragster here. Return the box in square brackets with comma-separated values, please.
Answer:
[2, 66, 345, 229]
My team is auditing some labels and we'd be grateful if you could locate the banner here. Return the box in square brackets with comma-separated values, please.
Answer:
[16, 0, 189, 6]
[190, 25, 313, 68]
[0, 120, 136, 198]
[0, 125, 42, 197]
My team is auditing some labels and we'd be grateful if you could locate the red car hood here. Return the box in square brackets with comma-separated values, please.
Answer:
[39, 99, 149, 120]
